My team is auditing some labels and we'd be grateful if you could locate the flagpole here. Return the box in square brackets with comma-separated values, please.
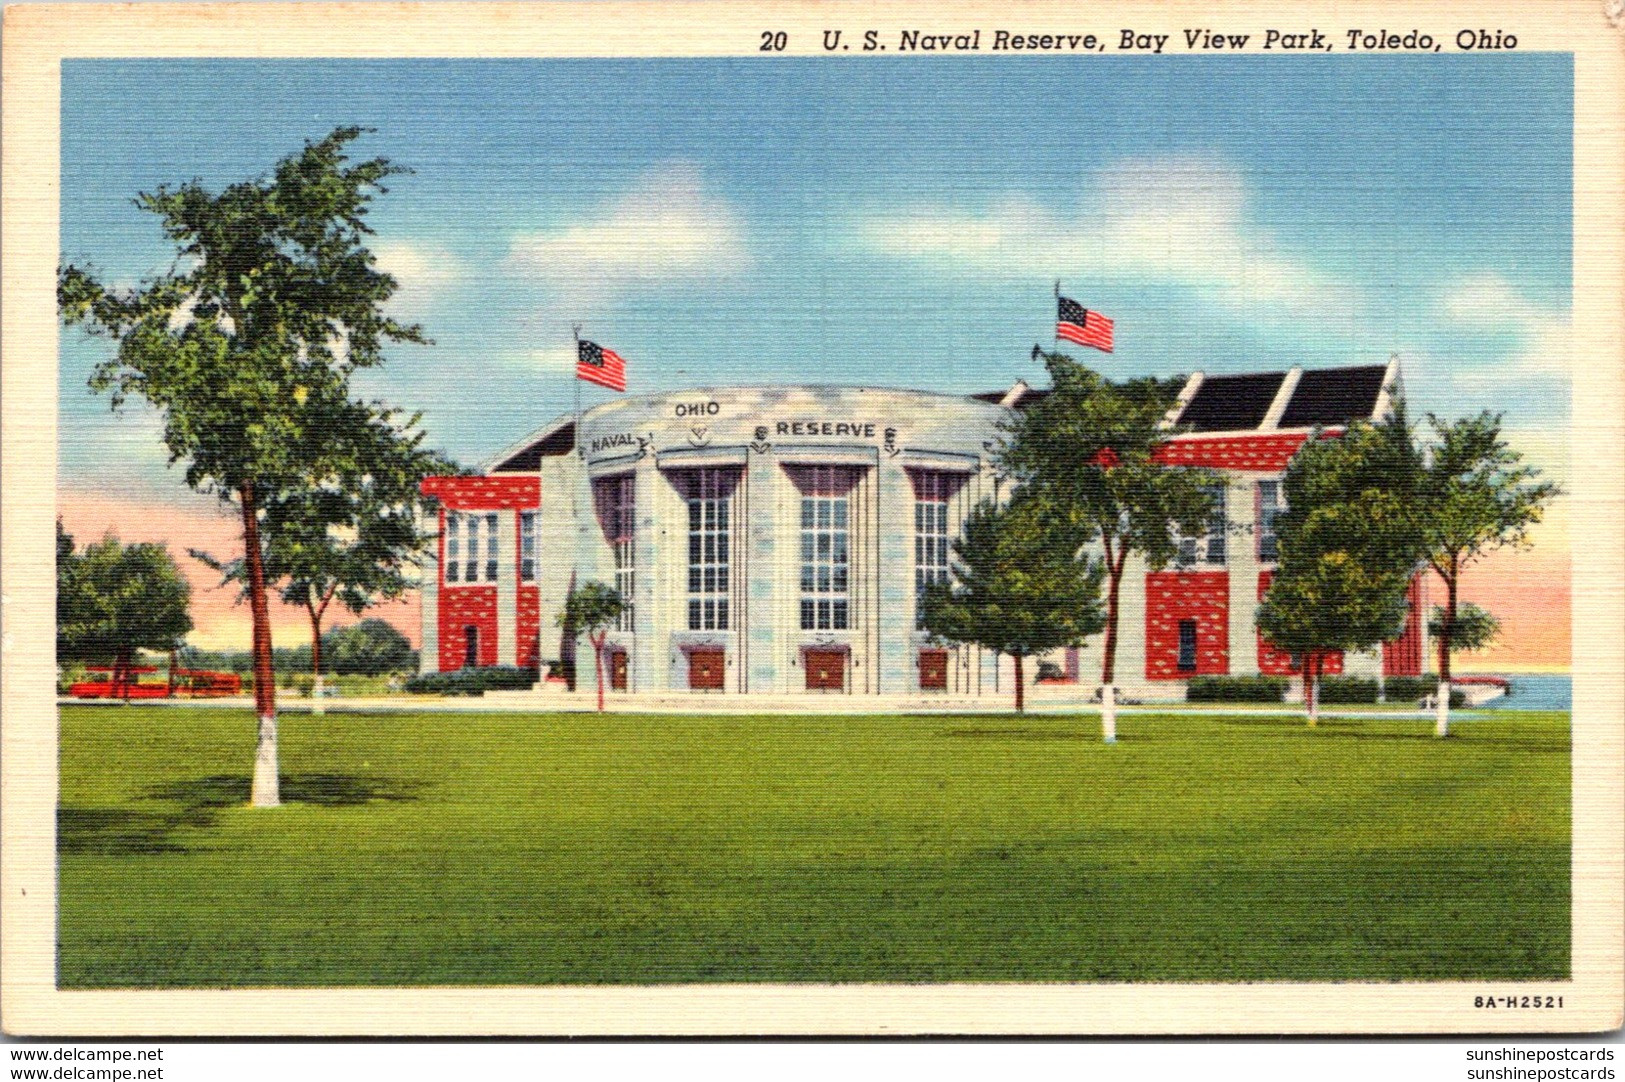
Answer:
[572, 323, 583, 460]
[1053, 280, 1061, 346]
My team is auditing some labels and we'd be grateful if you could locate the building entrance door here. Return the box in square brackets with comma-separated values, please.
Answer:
[463, 626, 479, 669]
[687, 648, 725, 691]
[918, 648, 948, 690]
[610, 649, 628, 691]
[805, 649, 846, 692]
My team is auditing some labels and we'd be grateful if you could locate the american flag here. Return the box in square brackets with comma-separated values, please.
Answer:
[1057, 297, 1114, 353]
[576, 339, 627, 392]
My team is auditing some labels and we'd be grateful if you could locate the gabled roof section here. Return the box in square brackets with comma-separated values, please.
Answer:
[1277, 364, 1389, 429]
[1175, 371, 1288, 433]
[485, 416, 575, 473]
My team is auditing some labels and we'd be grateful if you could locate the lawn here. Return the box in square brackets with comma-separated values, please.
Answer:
[57, 705, 1570, 987]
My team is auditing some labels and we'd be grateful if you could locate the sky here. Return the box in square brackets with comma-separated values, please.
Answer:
[57, 56, 1572, 665]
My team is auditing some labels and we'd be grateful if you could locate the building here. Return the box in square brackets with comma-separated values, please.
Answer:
[418, 361, 1426, 699]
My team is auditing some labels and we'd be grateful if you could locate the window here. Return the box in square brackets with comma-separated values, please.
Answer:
[1205, 484, 1227, 565]
[911, 470, 961, 628]
[445, 514, 460, 583]
[791, 466, 856, 631]
[595, 474, 636, 632]
[1258, 481, 1283, 562]
[464, 513, 481, 583]
[1178, 620, 1198, 672]
[483, 512, 499, 582]
[681, 469, 737, 631]
[519, 511, 537, 582]
[443, 512, 498, 585]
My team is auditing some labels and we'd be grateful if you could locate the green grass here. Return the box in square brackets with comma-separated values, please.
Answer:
[57, 705, 1569, 987]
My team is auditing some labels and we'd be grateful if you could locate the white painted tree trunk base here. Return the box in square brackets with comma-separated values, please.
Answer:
[251, 713, 280, 807]
[1435, 678, 1452, 737]
[311, 673, 326, 716]
[1101, 685, 1117, 744]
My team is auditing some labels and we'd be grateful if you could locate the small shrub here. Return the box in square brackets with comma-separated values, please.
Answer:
[403, 666, 538, 696]
[1186, 675, 1289, 703]
[1318, 677, 1378, 704]
[1382, 676, 1466, 707]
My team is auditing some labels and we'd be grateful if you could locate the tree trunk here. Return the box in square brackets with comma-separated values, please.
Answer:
[115, 645, 131, 700]
[168, 647, 177, 697]
[1435, 566, 1457, 738]
[591, 631, 606, 713]
[240, 482, 280, 808]
[1013, 653, 1025, 715]
[1305, 653, 1320, 727]
[308, 602, 326, 716]
[1100, 541, 1123, 743]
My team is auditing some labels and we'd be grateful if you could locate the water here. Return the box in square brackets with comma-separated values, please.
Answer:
[1478, 673, 1571, 711]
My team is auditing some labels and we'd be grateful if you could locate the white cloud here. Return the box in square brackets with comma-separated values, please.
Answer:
[850, 154, 1360, 324]
[506, 163, 751, 295]
[521, 345, 579, 376]
[1436, 273, 1571, 380]
[372, 240, 464, 318]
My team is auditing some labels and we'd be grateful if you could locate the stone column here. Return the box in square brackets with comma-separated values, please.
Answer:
[875, 458, 913, 693]
[746, 449, 781, 693]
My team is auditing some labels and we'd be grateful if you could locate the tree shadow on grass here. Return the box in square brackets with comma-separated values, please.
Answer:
[147, 772, 426, 809]
[60, 773, 425, 857]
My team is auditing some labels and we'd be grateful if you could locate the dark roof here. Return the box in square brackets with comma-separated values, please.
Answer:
[490, 423, 574, 472]
[1278, 365, 1387, 429]
[1176, 371, 1287, 433]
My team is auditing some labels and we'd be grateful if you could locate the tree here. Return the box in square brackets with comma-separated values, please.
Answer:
[59, 127, 425, 806]
[196, 399, 452, 711]
[1416, 412, 1557, 736]
[325, 618, 417, 676]
[57, 527, 193, 692]
[1256, 415, 1425, 725]
[920, 494, 1106, 715]
[998, 351, 1220, 740]
[557, 582, 626, 712]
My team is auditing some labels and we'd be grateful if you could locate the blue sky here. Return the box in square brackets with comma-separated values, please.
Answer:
[60, 56, 1572, 494]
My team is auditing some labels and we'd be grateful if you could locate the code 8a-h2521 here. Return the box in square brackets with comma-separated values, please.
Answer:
[1474, 995, 1563, 1008]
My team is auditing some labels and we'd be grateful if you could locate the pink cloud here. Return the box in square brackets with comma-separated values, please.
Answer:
[58, 487, 421, 653]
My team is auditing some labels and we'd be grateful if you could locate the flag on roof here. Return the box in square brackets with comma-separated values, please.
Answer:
[1057, 297, 1114, 353]
[576, 339, 627, 392]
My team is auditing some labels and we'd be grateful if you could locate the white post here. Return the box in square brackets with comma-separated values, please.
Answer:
[1435, 678, 1451, 738]
[1101, 684, 1117, 744]
[311, 672, 326, 715]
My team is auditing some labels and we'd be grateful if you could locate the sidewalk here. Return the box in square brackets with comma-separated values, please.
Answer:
[58, 691, 1484, 720]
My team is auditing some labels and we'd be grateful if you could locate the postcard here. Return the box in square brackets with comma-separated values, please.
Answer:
[2, 0, 1620, 1036]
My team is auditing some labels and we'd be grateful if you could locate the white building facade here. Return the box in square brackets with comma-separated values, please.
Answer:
[419, 364, 1427, 700]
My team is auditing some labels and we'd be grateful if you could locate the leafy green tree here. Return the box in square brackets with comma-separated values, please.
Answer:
[1416, 412, 1558, 736]
[1256, 415, 1425, 724]
[196, 399, 452, 710]
[998, 351, 1221, 739]
[59, 127, 425, 806]
[57, 527, 193, 692]
[325, 618, 417, 676]
[920, 494, 1106, 715]
[557, 582, 626, 712]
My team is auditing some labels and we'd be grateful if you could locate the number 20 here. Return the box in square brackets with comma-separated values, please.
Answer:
[760, 31, 787, 51]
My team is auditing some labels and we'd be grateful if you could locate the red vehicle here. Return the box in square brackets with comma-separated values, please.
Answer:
[69, 664, 242, 699]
